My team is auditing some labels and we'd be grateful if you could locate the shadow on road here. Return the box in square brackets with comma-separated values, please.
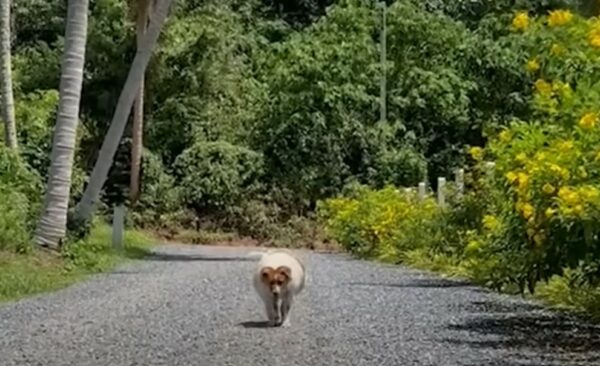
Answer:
[460, 300, 544, 314]
[142, 252, 254, 262]
[443, 307, 600, 365]
[347, 278, 474, 289]
[239, 320, 272, 329]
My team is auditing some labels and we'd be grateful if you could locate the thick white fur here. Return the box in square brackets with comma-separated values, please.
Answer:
[251, 250, 305, 327]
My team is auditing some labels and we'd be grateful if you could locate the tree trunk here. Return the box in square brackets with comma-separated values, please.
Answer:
[129, 0, 151, 203]
[0, 0, 17, 149]
[73, 0, 174, 224]
[34, 0, 89, 249]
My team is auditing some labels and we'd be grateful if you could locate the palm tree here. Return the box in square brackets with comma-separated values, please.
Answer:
[129, 0, 154, 203]
[73, 0, 174, 224]
[0, 0, 17, 149]
[35, 0, 89, 249]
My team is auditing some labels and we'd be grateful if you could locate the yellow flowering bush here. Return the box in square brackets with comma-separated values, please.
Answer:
[318, 185, 440, 262]
[480, 10, 600, 291]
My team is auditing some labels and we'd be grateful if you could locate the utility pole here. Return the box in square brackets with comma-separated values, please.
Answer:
[379, 1, 387, 123]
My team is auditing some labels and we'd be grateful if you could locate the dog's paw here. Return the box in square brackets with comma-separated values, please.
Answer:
[280, 318, 291, 328]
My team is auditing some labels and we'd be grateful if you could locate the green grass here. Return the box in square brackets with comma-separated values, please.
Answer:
[0, 223, 154, 303]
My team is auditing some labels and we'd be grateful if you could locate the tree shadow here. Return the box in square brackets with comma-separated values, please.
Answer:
[460, 300, 543, 314]
[347, 278, 474, 289]
[442, 310, 600, 363]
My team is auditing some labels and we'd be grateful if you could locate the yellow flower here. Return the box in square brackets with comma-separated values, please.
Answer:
[547, 10, 573, 27]
[499, 130, 512, 143]
[526, 58, 540, 73]
[578, 166, 588, 179]
[550, 43, 564, 56]
[466, 240, 481, 253]
[506, 171, 518, 184]
[516, 153, 527, 163]
[542, 183, 555, 195]
[469, 146, 484, 161]
[548, 163, 570, 180]
[512, 11, 530, 31]
[534, 79, 552, 95]
[545, 207, 556, 218]
[482, 215, 500, 231]
[552, 80, 572, 98]
[517, 172, 529, 191]
[521, 202, 535, 219]
[573, 204, 584, 216]
[578, 112, 598, 130]
[558, 186, 579, 205]
[590, 34, 600, 48]
[588, 24, 600, 48]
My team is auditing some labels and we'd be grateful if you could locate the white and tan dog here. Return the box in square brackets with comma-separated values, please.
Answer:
[250, 250, 305, 327]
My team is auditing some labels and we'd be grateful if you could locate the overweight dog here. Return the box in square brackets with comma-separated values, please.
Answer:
[251, 250, 305, 327]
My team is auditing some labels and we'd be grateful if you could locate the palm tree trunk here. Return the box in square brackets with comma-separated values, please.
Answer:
[73, 0, 174, 224]
[35, 0, 89, 249]
[129, 0, 151, 203]
[0, 0, 17, 149]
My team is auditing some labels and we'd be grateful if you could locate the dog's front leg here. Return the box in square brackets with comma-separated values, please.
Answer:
[280, 295, 293, 328]
[264, 298, 277, 326]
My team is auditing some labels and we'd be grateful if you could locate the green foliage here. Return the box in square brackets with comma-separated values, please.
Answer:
[174, 141, 264, 214]
[0, 185, 31, 252]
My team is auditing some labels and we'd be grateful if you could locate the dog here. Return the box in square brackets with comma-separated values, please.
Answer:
[250, 250, 306, 327]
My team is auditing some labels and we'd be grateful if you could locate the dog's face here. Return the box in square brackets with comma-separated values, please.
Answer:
[260, 266, 291, 296]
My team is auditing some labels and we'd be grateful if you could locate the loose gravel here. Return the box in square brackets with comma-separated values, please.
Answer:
[1, 244, 599, 366]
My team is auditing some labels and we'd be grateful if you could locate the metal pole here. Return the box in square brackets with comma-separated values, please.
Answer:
[379, 2, 387, 123]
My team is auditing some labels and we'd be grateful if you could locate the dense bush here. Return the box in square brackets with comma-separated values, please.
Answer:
[0, 184, 31, 252]
[0, 147, 42, 251]
[174, 141, 264, 215]
[319, 185, 441, 261]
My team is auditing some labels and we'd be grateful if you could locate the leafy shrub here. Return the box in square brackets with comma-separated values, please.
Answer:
[130, 148, 184, 229]
[174, 141, 264, 214]
[0, 184, 31, 252]
[319, 185, 441, 262]
[0, 145, 43, 231]
[474, 10, 600, 290]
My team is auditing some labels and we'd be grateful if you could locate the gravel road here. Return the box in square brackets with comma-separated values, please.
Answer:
[1, 244, 599, 366]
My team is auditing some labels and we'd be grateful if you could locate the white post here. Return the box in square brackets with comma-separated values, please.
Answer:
[455, 168, 464, 199]
[418, 182, 426, 201]
[437, 177, 446, 208]
[112, 204, 125, 250]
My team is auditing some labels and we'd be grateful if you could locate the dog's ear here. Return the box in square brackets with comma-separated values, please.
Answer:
[260, 267, 273, 282]
[276, 266, 292, 282]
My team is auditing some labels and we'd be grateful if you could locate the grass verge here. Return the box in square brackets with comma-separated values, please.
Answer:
[0, 223, 154, 303]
